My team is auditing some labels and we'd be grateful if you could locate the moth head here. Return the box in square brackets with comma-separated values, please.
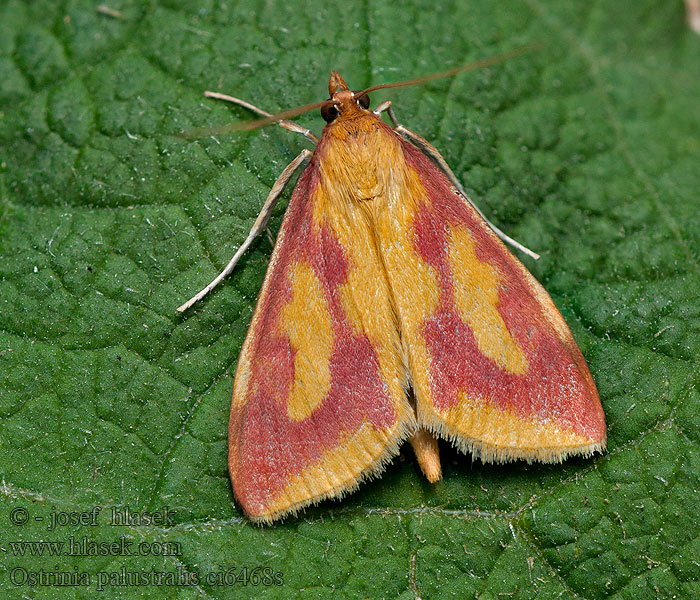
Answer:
[322, 71, 371, 124]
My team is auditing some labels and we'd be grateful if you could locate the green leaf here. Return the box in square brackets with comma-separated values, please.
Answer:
[1, 1, 699, 598]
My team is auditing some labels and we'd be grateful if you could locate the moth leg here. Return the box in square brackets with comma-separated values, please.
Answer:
[373, 100, 392, 115]
[386, 106, 540, 260]
[408, 429, 442, 483]
[176, 149, 313, 312]
[204, 91, 320, 144]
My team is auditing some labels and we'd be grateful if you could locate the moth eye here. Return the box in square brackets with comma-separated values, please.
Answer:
[321, 103, 340, 123]
[354, 92, 370, 109]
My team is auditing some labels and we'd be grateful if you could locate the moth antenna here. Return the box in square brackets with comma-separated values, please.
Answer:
[180, 42, 541, 140]
[355, 42, 543, 100]
[179, 99, 338, 139]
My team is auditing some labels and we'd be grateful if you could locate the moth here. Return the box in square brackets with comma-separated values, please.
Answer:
[178, 51, 606, 524]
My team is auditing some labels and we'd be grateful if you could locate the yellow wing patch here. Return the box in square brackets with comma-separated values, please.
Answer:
[422, 395, 598, 463]
[280, 262, 333, 422]
[316, 130, 410, 397]
[448, 226, 528, 375]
